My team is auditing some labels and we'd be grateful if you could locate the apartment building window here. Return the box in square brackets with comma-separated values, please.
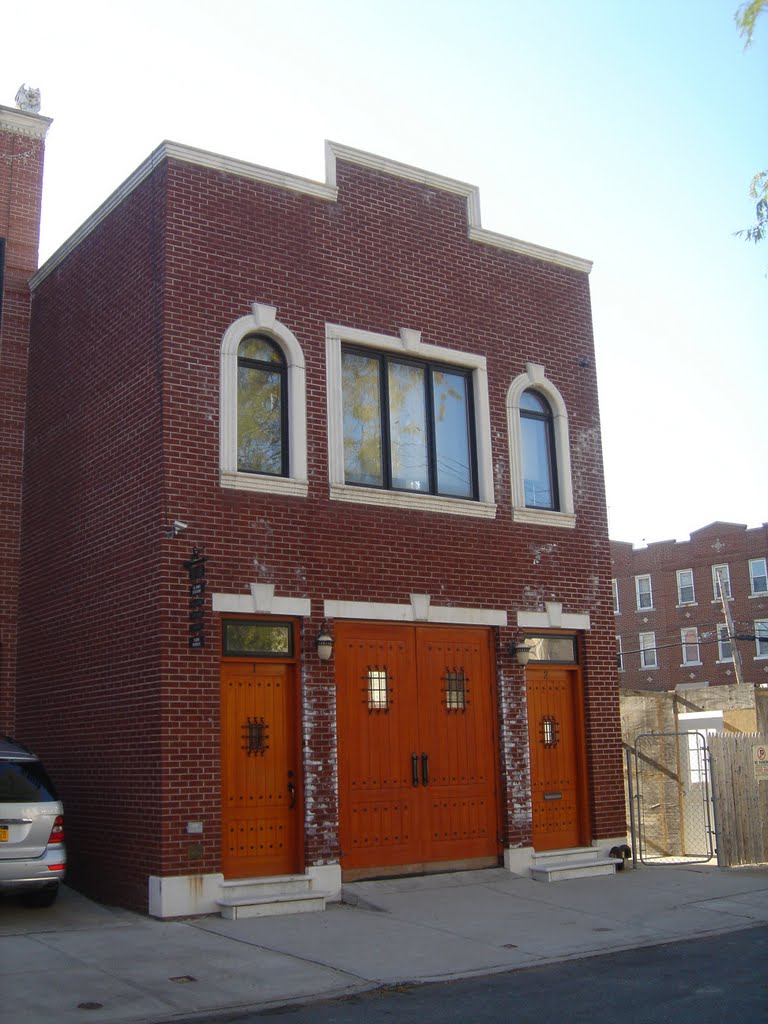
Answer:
[681, 627, 701, 665]
[616, 636, 624, 671]
[639, 631, 657, 669]
[676, 569, 696, 605]
[749, 558, 768, 596]
[635, 575, 653, 610]
[755, 620, 768, 659]
[716, 624, 733, 662]
[712, 564, 731, 601]
[612, 578, 620, 614]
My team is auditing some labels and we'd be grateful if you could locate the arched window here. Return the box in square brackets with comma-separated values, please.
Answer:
[520, 389, 558, 510]
[237, 335, 287, 476]
[220, 304, 307, 497]
[507, 363, 575, 528]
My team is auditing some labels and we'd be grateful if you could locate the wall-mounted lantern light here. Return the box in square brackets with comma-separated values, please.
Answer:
[315, 621, 334, 661]
[510, 641, 532, 667]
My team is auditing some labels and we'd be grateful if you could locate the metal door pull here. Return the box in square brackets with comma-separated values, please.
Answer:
[411, 753, 419, 787]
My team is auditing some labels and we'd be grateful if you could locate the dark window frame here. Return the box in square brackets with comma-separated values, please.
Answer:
[221, 618, 295, 658]
[520, 388, 559, 511]
[341, 345, 479, 500]
[237, 334, 289, 477]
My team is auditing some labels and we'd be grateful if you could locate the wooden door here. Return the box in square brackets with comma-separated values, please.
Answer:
[336, 623, 422, 869]
[336, 622, 499, 873]
[416, 627, 499, 864]
[221, 660, 300, 877]
[526, 666, 586, 851]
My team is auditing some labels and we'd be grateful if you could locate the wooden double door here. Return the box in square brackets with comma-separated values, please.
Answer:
[525, 664, 588, 851]
[336, 622, 500, 874]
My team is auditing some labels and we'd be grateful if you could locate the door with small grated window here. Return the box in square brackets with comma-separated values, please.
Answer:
[220, 647, 301, 878]
[336, 622, 500, 874]
[525, 665, 588, 851]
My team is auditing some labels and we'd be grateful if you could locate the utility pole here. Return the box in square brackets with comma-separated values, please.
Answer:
[716, 567, 744, 686]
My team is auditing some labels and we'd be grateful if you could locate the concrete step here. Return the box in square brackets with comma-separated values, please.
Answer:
[531, 847, 619, 882]
[217, 874, 328, 919]
[219, 874, 312, 902]
[217, 891, 328, 920]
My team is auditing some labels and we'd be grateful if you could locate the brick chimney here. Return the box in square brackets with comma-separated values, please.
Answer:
[0, 97, 52, 731]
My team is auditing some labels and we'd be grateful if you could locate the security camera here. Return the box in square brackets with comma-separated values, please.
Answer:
[168, 519, 188, 537]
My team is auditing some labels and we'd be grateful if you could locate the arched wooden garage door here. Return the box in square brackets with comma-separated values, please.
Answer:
[336, 622, 501, 876]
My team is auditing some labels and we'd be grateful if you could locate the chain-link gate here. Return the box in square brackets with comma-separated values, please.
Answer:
[629, 731, 716, 865]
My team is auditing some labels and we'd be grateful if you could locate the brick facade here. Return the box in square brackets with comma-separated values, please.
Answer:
[0, 105, 51, 731]
[612, 522, 768, 693]
[12, 138, 626, 912]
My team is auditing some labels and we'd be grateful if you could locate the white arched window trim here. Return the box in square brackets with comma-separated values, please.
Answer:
[220, 302, 308, 497]
[507, 362, 575, 529]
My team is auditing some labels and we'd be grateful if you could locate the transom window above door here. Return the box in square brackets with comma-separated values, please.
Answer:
[342, 347, 476, 499]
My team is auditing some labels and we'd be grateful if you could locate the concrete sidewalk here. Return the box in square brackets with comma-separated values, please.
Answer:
[3, 864, 768, 1024]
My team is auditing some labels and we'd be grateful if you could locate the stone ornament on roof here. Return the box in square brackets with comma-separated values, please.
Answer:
[15, 84, 41, 113]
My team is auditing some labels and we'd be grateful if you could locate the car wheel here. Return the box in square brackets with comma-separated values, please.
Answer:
[21, 884, 59, 908]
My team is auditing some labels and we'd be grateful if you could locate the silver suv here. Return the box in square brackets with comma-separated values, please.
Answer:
[0, 737, 66, 907]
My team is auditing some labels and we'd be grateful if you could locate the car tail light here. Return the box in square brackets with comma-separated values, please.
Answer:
[48, 814, 64, 845]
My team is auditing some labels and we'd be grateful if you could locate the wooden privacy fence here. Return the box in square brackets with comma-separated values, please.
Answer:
[708, 732, 768, 867]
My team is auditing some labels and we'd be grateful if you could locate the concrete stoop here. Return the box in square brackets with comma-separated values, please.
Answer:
[530, 847, 619, 882]
[216, 874, 329, 920]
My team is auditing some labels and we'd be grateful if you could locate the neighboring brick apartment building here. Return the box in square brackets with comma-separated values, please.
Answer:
[2, 99, 627, 915]
[611, 522, 768, 693]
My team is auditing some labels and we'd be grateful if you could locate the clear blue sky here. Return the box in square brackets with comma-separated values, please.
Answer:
[6, 0, 767, 545]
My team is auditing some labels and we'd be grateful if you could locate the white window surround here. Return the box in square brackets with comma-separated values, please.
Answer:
[754, 619, 768, 659]
[213, 585, 311, 617]
[612, 578, 620, 615]
[680, 627, 701, 666]
[507, 363, 575, 528]
[749, 558, 768, 597]
[616, 636, 624, 671]
[712, 564, 731, 602]
[325, 323, 496, 519]
[324, 594, 507, 627]
[517, 601, 590, 631]
[716, 623, 733, 662]
[676, 569, 696, 606]
[639, 631, 657, 668]
[220, 303, 308, 497]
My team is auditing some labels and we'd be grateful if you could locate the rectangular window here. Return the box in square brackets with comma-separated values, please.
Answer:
[342, 347, 476, 499]
[222, 620, 293, 657]
[749, 558, 768, 596]
[612, 578, 620, 614]
[755, 620, 768, 659]
[523, 635, 578, 663]
[639, 631, 657, 668]
[616, 636, 624, 672]
[712, 564, 731, 600]
[716, 623, 733, 662]
[681, 627, 700, 665]
[676, 569, 695, 605]
[635, 574, 653, 610]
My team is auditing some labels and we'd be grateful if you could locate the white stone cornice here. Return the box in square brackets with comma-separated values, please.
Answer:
[33, 138, 592, 285]
[0, 104, 52, 140]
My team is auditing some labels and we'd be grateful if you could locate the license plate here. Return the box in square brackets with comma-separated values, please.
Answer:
[0, 826, 7, 842]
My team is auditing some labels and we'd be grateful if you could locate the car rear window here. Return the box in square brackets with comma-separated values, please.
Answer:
[0, 761, 60, 802]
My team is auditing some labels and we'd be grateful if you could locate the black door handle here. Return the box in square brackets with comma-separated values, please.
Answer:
[287, 770, 296, 808]
[421, 753, 429, 786]
[411, 753, 419, 787]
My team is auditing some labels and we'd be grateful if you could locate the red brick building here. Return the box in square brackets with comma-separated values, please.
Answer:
[3, 102, 626, 915]
[612, 522, 768, 693]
